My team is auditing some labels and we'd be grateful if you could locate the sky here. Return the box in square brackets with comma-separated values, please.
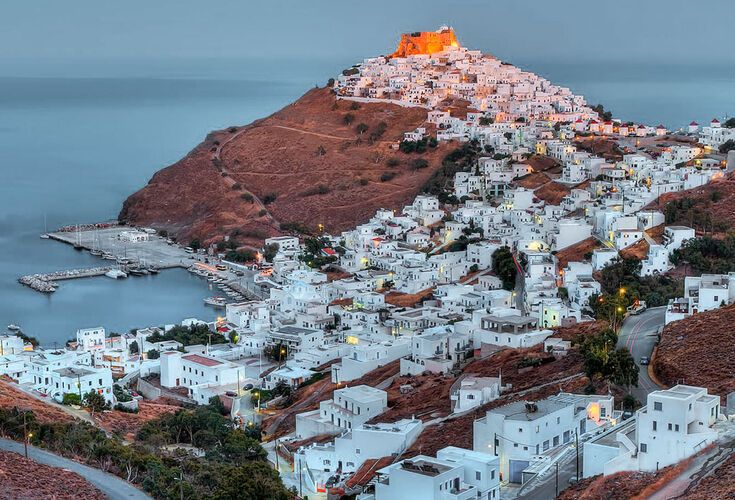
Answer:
[2, 0, 734, 75]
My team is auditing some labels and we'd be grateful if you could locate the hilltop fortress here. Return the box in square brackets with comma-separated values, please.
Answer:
[391, 26, 460, 58]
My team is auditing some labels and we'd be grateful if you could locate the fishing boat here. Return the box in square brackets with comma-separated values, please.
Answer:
[127, 267, 148, 276]
[148, 266, 160, 274]
[203, 296, 227, 308]
[7, 324, 21, 332]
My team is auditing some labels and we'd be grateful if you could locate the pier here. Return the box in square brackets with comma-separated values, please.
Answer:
[19, 267, 113, 293]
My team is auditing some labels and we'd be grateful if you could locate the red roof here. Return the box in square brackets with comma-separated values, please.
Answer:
[182, 354, 223, 367]
[589, 120, 598, 124]
[322, 247, 337, 256]
[657, 124, 666, 129]
[690, 121, 699, 126]
[712, 118, 720, 123]
[345, 457, 394, 488]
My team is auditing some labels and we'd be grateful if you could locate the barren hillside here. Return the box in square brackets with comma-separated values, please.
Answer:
[120, 87, 450, 245]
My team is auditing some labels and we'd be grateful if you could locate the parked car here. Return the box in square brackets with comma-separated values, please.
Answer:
[627, 300, 647, 315]
[640, 356, 650, 365]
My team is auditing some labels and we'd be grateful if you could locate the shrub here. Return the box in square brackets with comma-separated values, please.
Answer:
[357, 178, 369, 186]
[343, 113, 355, 126]
[262, 193, 278, 205]
[355, 123, 369, 135]
[147, 349, 160, 359]
[258, 209, 267, 217]
[231, 183, 242, 190]
[349, 101, 361, 110]
[240, 193, 254, 202]
[380, 172, 397, 182]
[411, 158, 429, 170]
[301, 184, 331, 197]
[386, 157, 400, 167]
[62, 393, 81, 406]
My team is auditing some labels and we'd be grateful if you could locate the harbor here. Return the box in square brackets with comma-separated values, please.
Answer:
[22, 224, 269, 302]
[20, 225, 195, 293]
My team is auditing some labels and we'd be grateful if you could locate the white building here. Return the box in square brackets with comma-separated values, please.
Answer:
[451, 376, 502, 413]
[298, 418, 423, 491]
[371, 446, 500, 500]
[76, 327, 106, 351]
[665, 273, 735, 324]
[584, 385, 720, 477]
[48, 365, 114, 404]
[474, 393, 614, 483]
[296, 385, 388, 438]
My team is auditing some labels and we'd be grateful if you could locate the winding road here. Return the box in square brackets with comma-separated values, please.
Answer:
[617, 306, 666, 403]
[0, 438, 151, 500]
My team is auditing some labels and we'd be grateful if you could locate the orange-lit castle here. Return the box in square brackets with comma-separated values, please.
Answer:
[391, 26, 460, 58]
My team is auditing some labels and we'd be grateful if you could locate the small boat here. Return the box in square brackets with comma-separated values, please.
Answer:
[127, 267, 148, 276]
[90, 249, 103, 257]
[40, 233, 50, 239]
[7, 324, 21, 332]
[148, 267, 160, 274]
[105, 269, 128, 279]
[204, 296, 227, 308]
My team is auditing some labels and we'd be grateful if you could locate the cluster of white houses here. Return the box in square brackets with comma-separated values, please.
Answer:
[3, 28, 734, 499]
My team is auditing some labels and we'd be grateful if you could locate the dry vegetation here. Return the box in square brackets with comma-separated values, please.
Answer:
[654, 303, 735, 398]
[0, 450, 105, 500]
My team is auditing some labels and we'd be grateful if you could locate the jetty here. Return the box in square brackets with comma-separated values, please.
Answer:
[18, 267, 113, 293]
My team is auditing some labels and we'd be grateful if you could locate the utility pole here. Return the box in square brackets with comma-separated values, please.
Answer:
[179, 469, 184, 500]
[23, 411, 29, 459]
[275, 438, 280, 472]
[298, 456, 303, 497]
[555, 461, 559, 497]
[575, 428, 580, 481]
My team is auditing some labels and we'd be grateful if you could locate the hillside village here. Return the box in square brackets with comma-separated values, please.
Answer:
[4, 27, 735, 500]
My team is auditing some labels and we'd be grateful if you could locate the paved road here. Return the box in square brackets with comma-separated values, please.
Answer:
[617, 307, 666, 404]
[517, 450, 581, 500]
[0, 438, 151, 500]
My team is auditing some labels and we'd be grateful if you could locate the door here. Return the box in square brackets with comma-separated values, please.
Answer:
[509, 460, 530, 484]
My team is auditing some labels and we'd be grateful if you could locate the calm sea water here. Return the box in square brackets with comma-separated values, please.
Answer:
[0, 58, 733, 345]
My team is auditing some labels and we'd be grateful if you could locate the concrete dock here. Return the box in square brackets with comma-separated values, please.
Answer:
[20, 225, 201, 293]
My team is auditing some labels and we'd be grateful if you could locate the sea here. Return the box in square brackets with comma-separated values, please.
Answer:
[1, 57, 733, 345]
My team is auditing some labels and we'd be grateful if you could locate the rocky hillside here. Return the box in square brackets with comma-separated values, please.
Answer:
[654, 303, 735, 397]
[120, 87, 450, 245]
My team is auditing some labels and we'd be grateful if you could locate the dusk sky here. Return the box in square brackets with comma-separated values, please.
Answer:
[3, 0, 734, 70]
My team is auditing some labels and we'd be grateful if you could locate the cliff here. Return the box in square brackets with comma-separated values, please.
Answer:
[120, 87, 448, 245]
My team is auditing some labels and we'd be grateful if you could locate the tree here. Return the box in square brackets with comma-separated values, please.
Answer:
[189, 239, 201, 251]
[723, 117, 735, 128]
[492, 246, 517, 290]
[355, 123, 369, 135]
[343, 113, 355, 126]
[129, 340, 139, 355]
[220, 429, 267, 464]
[208, 396, 227, 416]
[83, 390, 110, 414]
[147, 349, 160, 359]
[719, 139, 735, 154]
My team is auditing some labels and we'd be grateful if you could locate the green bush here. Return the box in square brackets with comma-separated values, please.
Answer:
[62, 393, 81, 406]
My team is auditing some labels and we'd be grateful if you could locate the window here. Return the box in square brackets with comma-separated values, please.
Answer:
[543, 440, 549, 451]
[652, 421, 657, 431]
[557, 416, 560, 424]
[491, 470, 495, 480]
[601, 407, 606, 418]
[518, 428, 523, 433]
[553, 436, 559, 446]
[535, 425, 540, 433]
[640, 443, 647, 453]
[675, 424, 680, 432]
[654, 402, 662, 411]
[668, 423, 672, 431]
[476, 471, 481, 480]
[514, 443, 518, 448]
[356, 448, 361, 455]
